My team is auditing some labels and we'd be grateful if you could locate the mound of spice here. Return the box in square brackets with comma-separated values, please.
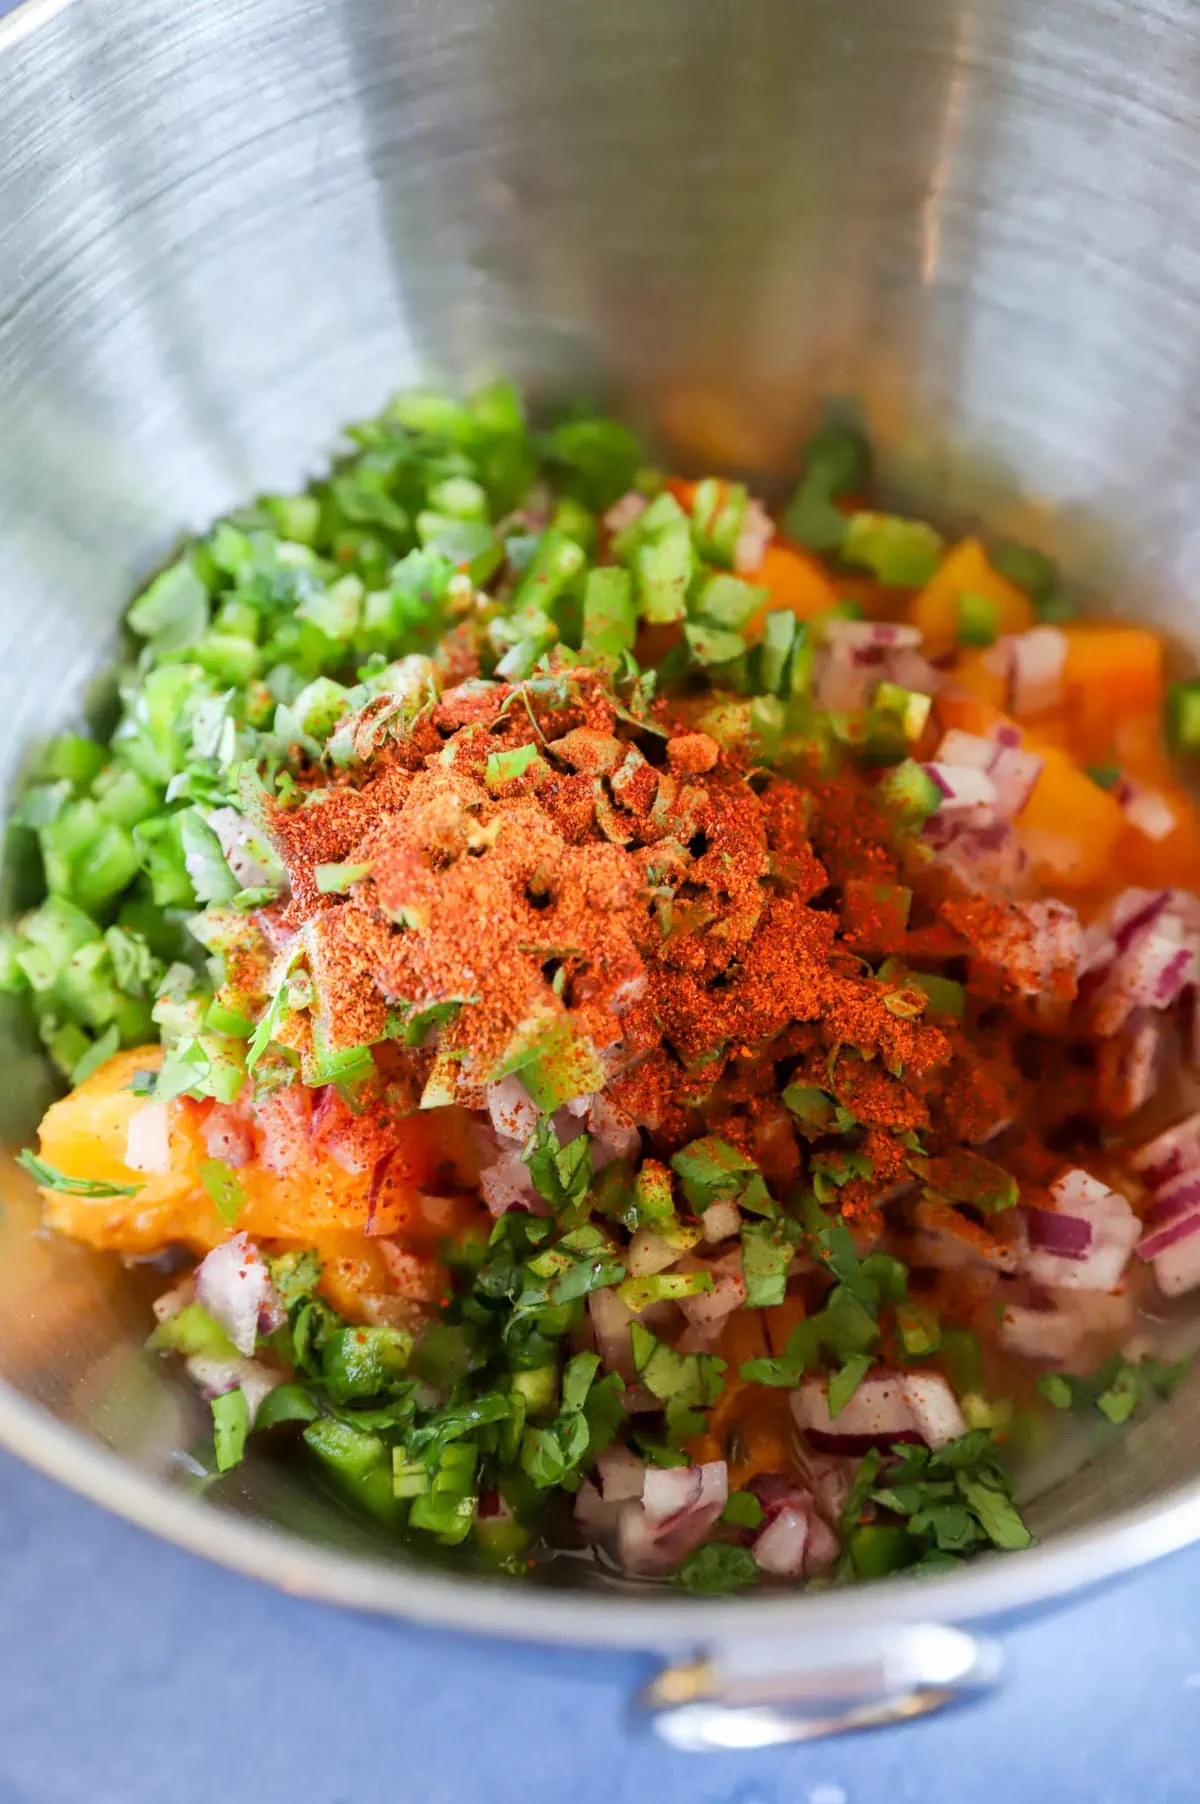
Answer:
[242, 659, 1070, 1253]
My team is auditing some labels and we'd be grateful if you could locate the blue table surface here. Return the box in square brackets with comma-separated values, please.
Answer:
[0, 1441, 1197, 1804]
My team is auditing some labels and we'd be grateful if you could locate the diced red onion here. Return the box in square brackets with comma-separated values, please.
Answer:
[1136, 1207, 1200, 1262]
[202, 1104, 254, 1170]
[678, 1251, 747, 1332]
[1095, 1011, 1164, 1119]
[1026, 1207, 1093, 1259]
[378, 1241, 444, 1302]
[816, 651, 872, 713]
[310, 1086, 381, 1176]
[1022, 1171, 1139, 1291]
[617, 1461, 729, 1575]
[910, 1217, 1022, 1276]
[804, 1512, 841, 1576]
[1110, 887, 1175, 953]
[206, 807, 281, 891]
[887, 649, 941, 695]
[1008, 625, 1067, 717]
[586, 1093, 641, 1170]
[152, 1275, 195, 1323]
[923, 764, 998, 810]
[485, 1075, 539, 1146]
[194, 1232, 281, 1357]
[549, 1106, 588, 1149]
[626, 1226, 680, 1279]
[998, 1304, 1083, 1365]
[363, 1150, 395, 1236]
[953, 897, 1082, 1002]
[588, 1285, 635, 1379]
[1091, 932, 1196, 1036]
[594, 1443, 647, 1503]
[1142, 1168, 1200, 1230]
[897, 1375, 967, 1449]
[752, 1506, 809, 1578]
[603, 492, 647, 534]
[734, 498, 776, 575]
[700, 1196, 742, 1243]
[125, 1102, 171, 1175]
[791, 1371, 963, 1451]
[1131, 1113, 1200, 1188]
[749, 1472, 806, 1514]
[989, 746, 1044, 818]
[747, 1471, 843, 1576]
[254, 1080, 312, 1175]
[642, 1465, 703, 1528]
[933, 730, 995, 770]
[1117, 782, 1177, 843]
[823, 620, 923, 652]
[928, 819, 1028, 899]
[1151, 1226, 1200, 1297]
[478, 1149, 541, 1218]
[185, 1354, 280, 1423]
[1051, 1168, 1113, 1212]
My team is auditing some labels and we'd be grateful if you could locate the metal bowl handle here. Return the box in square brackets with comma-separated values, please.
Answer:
[642, 1621, 1002, 1751]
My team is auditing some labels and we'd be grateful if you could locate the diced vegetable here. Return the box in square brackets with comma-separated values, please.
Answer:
[911, 538, 1033, 656]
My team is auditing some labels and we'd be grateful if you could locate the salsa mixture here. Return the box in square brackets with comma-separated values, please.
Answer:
[13, 385, 1200, 1592]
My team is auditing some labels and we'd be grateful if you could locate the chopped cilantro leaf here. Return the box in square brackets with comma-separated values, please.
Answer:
[838, 1430, 1033, 1576]
[781, 1084, 856, 1138]
[670, 1136, 759, 1210]
[253, 1383, 321, 1430]
[827, 1352, 874, 1419]
[561, 1349, 601, 1413]
[741, 1216, 801, 1308]
[583, 1370, 626, 1458]
[16, 1150, 142, 1199]
[955, 1476, 1032, 1551]
[314, 861, 373, 894]
[840, 1447, 882, 1535]
[721, 1490, 766, 1530]
[245, 944, 304, 1074]
[740, 1350, 807, 1388]
[675, 1543, 759, 1595]
[630, 1322, 725, 1408]
[485, 743, 545, 789]
[525, 1120, 592, 1214]
[1037, 1372, 1074, 1411]
[1037, 1353, 1191, 1425]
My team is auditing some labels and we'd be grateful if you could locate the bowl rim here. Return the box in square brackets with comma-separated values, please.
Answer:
[2, 1370, 1199, 1646]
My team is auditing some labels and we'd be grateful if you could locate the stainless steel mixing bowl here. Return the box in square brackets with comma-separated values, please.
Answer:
[3, 0, 1200, 1747]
